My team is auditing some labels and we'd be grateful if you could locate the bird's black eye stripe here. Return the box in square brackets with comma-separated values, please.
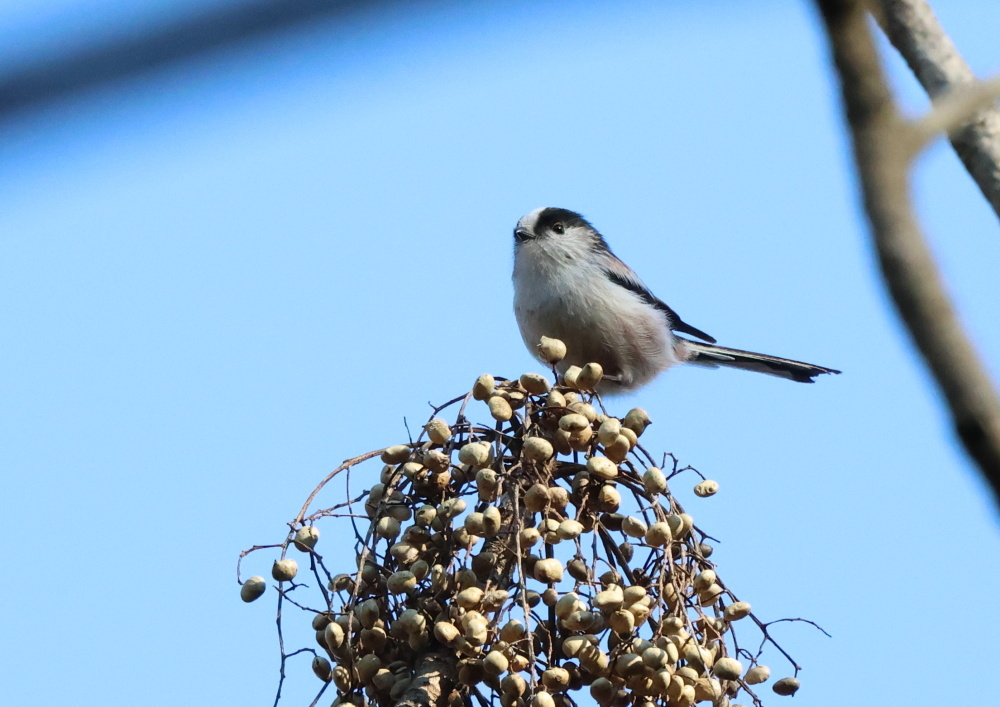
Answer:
[552, 222, 564, 234]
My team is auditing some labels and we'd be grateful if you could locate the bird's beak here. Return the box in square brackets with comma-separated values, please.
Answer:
[514, 227, 532, 243]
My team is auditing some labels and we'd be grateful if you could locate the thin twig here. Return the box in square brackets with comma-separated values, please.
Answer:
[294, 449, 386, 523]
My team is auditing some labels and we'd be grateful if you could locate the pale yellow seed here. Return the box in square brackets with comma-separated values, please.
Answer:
[519, 372, 551, 395]
[724, 601, 752, 621]
[522, 437, 554, 462]
[438, 497, 466, 519]
[693, 569, 717, 592]
[424, 418, 452, 444]
[562, 365, 582, 389]
[593, 587, 624, 612]
[614, 652, 644, 677]
[713, 657, 743, 680]
[476, 468, 498, 492]
[458, 442, 491, 468]
[542, 667, 571, 692]
[500, 619, 526, 643]
[622, 585, 647, 604]
[422, 449, 450, 472]
[590, 677, 615, 705]
[642, 467, 667, 495]
[538, 517, 561, 544]
[694, 479, 719, 497]
[587, 455, 618, 480]
[557, 519, 584, 539]
[576, 361, 604, 390]
[621, 516, 648, 538]
[698, 583, 725, 606]
[597, 417, 622, 445]
[597, 485, 621, 512]
[509, 654, 530, 673]
[501, 673, 527, 697]
[414, 503, 438, 524]
[641, 647, 669, 670]
[552, 429, 572, 454]
[385, 503, 413, 522]
[312, 656, 333, 682]
[400, 462, 423, 479]
[554, 591, 580, 618]
[488, 395, 514, 421]
[375, 516, 401, 539]
[559, 412, 590, 432]
[371, 669, 396, 693]
[271, 558, 298, 582]
[569, 425, 593, 451]
[524, 483, 551, 512]
[604, 435, 631, 462]
[772, 677, 800, 696]
[519, 527, 541, 547]
[505, 390, 526, 408]
[380, 444, 411, 464]
[694, 678, 723, 702]
[548, 486, 570, 508]
[333, 665, 351, 691]
[483, 650, 509, 676]
[465, 617, 489, 645]
[533, 558, 564, 583]
[472, 373, 495, 400]
[357, 654, 382, 684]
[545, 389, 567, 408]
[622, 407, 651, 435]
[240, 576, 266, 602]
[644, 522, 672, 547]
[537, 336, 567, 364]
[482, 506, 502, 536]
[464, 512, 486, 535]
[433, 621, 461, 645]
[666, 513, 691, 538]
[386, 570, 417, 594]
[293, 525, 320, 552]
[609, 609, 635, 633]
[569, 400, 598, 422]
[324, 621, 345, 648]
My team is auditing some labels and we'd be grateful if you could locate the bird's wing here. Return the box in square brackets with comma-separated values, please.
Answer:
[601, 255, 717, 344]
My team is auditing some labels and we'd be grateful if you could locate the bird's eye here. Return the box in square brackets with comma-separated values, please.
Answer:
[552, 223, 565, 234]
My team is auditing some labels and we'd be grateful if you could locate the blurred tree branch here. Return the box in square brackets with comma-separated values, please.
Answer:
[0, 0, 402, 119]
[873, 0, 1000, 221]
[814, 0, 1000, 506]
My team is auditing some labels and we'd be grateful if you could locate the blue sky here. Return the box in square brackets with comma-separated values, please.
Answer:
[1, 1, 998, 705]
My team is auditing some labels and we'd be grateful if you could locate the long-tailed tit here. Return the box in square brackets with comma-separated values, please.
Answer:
[512, 207, 840, 393]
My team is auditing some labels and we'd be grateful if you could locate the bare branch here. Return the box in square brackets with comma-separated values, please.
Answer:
[814, 0, 1000, 504]
[876, 0, 1000, 220]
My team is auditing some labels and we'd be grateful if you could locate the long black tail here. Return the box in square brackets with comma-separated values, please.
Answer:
[681, 339, 841, 383]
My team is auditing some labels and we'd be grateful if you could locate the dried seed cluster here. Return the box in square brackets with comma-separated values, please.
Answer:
[239, 339, 808, 707]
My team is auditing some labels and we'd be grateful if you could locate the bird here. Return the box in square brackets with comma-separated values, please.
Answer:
[512, 207, 840, 393]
